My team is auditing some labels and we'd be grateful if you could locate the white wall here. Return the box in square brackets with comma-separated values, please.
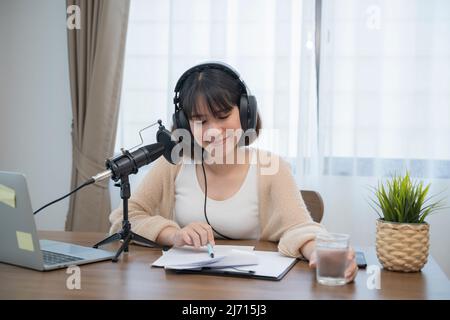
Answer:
[0, 0, 72, 230]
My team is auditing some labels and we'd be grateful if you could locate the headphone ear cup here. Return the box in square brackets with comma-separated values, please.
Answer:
[174, 109, 190, 132]
[238, 94, 257, 147]
[172, 112, 179, 130]
[247, 95, 258, 131]
[239, 94, 249, 132]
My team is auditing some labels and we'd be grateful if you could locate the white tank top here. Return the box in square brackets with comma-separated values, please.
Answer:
[174, 150, 259, 240]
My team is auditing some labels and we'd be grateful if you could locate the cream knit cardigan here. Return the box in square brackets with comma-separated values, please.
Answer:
[109, 149, 327, 258]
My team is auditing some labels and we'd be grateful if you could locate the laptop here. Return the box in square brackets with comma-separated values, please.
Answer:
[0, 171, 115, 271]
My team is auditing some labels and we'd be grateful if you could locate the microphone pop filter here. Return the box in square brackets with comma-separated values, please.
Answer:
[156, 125, 181, 165]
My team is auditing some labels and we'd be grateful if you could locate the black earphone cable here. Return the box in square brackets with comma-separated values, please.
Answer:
[201, 149, 232, 240]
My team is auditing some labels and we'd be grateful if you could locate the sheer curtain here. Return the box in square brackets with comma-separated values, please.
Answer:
[319, 0, 450, 178]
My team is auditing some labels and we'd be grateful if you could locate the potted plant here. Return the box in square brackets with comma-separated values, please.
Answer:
[370, 172, 446, 272]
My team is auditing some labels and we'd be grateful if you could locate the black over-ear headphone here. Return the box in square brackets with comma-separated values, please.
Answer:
[172, 61, 258, 135]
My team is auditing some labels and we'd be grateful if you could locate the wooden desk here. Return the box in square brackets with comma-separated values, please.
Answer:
[0, 231, 449, 299]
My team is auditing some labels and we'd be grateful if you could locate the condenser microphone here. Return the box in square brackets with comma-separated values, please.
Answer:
[107, 143, 166, 181]
[92, 143, 165, 183]
[92, 121, 180, 183]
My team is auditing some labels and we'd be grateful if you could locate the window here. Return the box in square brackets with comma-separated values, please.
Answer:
[319, 0, 450, 178]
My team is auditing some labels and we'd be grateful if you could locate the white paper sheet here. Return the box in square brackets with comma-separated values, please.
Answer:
[152, 245, 255, 268]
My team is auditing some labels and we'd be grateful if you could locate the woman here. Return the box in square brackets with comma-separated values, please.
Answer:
[109, 62, 358, 283]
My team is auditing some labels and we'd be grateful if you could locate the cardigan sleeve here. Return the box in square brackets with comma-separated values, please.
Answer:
[108, 157, 181, 242]
[266, 156, 327, 258]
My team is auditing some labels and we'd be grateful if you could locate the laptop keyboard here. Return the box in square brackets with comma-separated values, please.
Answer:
[42, 250, 83, 266]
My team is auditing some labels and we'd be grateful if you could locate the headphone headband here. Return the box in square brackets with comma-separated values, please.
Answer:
[173, 61, 251, 109]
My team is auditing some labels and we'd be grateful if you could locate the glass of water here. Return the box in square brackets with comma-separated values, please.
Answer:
[315, 233, 350, 286]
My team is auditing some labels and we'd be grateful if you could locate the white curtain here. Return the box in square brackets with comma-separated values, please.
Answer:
[318, 0, 450, 178]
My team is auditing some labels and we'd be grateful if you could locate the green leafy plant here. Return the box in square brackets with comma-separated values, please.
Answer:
[370, 171, 446, 223]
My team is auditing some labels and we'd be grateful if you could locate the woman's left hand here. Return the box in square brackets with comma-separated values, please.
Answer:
[308, 247, 359, 283]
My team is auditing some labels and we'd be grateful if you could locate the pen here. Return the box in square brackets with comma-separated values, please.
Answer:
[207, 243, 214, 258]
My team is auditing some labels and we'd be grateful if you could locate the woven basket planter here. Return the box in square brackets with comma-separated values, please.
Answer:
[376, 219, 429, 272]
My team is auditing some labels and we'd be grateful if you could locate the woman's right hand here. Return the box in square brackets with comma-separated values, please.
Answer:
[170, 222, 215, 248]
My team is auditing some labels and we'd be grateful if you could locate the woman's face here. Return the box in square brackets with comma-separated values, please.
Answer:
[189, 103, 242, 160]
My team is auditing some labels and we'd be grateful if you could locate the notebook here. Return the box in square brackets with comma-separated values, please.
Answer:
[151, 245, 298, 281]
